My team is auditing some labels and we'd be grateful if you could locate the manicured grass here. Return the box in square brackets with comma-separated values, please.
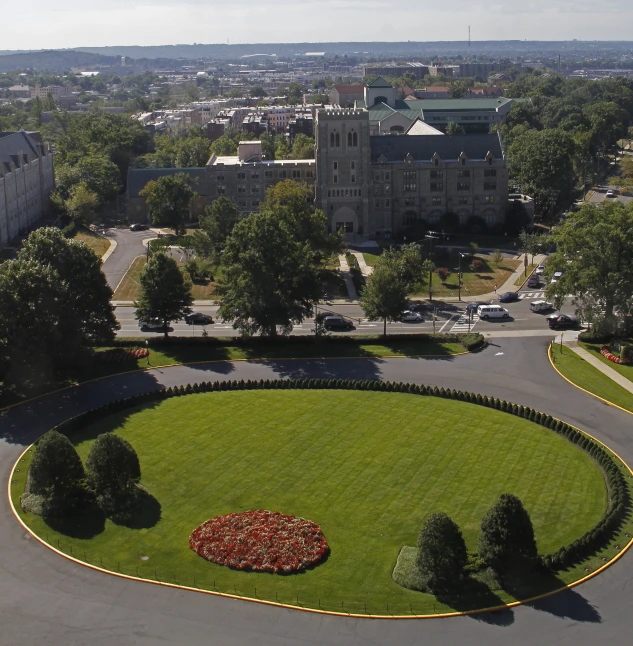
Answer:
[74, 228, 111, 258]
[113, 255, 146, 301]
[14, 390, 610, 614]
[551, 344, 633, 414]
[414, 255, 521, 298]
[362, 252, 380, 267]
[580, 342, 633, 385]
[514, 264, 537, 287]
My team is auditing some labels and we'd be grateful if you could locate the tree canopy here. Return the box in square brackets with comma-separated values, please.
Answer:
[139, 173, 198, 234]
[194, 196, 241, 263]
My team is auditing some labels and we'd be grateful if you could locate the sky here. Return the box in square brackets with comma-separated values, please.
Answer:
[3, 0, 633, 50]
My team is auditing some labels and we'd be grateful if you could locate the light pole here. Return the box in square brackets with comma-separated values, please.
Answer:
[458, 252, 466, 302]
[425, 232, 439, 302]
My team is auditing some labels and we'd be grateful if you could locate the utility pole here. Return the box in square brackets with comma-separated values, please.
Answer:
[425, 232, 439, 302]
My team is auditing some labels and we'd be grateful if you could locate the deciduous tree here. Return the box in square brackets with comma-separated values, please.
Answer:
[139, 173, 197, 234]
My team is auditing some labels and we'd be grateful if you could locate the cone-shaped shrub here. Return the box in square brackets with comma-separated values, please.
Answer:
[478, 493, 539, 573]
[416, 512, 468, 594]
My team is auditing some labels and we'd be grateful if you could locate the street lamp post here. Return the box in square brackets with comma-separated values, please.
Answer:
[458, 252, 466, 302]
[425, 232, 439, 302]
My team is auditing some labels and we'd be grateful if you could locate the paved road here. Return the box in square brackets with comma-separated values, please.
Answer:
[587, 185, 632, 206]
[100, 228, 155, 291]
[2, 338, 633, 644]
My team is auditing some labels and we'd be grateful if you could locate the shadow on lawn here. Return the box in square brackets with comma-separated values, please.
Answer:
[111, 488, 162, 530]
[45, 503, 106, 539]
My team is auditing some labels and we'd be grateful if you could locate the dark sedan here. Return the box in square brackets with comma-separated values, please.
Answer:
[185, 312, 214, 325]
[547, 313, 577, 330]
[466, 301, 489, 313]
[130, 223, 148, 231]
[498, 291, 520, 303]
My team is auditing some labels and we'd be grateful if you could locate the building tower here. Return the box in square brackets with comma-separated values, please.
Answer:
[314, 109, 371, 237]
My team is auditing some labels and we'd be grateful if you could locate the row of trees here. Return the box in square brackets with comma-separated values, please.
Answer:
[418, 493, 538, 594]
[26, 429, 143, 522]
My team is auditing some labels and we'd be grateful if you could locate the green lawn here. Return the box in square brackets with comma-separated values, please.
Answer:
[580, 342, 633, 385]
[14, 390, 612, 615]
[551, 344, 633, 414]
[74, 228, 110, 258]
[362, 252, 380, 267]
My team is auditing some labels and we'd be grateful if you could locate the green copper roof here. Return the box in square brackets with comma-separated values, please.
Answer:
[366, 76, 393, 88]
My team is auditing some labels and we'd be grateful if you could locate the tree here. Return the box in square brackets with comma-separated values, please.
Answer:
[505, 201, 531, 236]
[65, 182, 99, 226]
[174, 136, 211, 168]
[194, 196, 241, 263]
[139, 173, 197, 234]
[29, 430, 87, 516]
[445, 121, 465, 135]
[86, 433, 141, 514]
[275, 136, 290, 160]
[478, 493, 538, 573]
[56, 154, 121, 204]
[210, 135, 238, 156]
[448, 79, 472, 99]
[416, 512, 468, 593]
[545, 201, 633, 319]
[290, 134, 315, 159]
[492, 249, 504, 266]
[250, 86, 266, 98]
[216, 209, 321, 336]
[360, 244, 429, 335]
[135, 252, 193, 337]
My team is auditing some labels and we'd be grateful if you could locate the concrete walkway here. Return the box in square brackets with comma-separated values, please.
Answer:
[564, 341, 633, 395]
[350, 251, 373, 277]
[338, 254, 358, 300]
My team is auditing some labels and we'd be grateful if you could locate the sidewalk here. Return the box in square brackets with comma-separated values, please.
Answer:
[564, 341, 633, 395]
[349, 251, 373, 277]
[337, 254, 358, 300]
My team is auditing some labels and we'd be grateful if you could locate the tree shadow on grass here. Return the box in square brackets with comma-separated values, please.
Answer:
[436, 577, 514, 626]
[111, 488, 161, 530]
[45, 503, 106, 540]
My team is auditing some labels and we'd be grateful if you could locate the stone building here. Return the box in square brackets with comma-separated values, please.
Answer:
[0, 131, 55, 247]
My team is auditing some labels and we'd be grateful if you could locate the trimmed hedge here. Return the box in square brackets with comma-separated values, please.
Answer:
[109, 332, 485, 353]
[51, 378, 628, 573]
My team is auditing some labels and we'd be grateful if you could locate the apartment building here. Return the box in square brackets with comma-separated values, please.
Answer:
[0, 131, 55, 247]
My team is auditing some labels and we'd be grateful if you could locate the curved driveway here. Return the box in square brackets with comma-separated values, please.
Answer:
[1, 337, 633, 645]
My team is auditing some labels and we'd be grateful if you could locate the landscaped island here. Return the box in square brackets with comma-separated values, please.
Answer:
[12, 382, 632, 616]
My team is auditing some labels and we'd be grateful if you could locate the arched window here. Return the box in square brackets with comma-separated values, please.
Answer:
[330, 132, 335, 147]
[335, 132, 340, 147]
[348, 130, 358, 147]
[353, 131, 358, 146]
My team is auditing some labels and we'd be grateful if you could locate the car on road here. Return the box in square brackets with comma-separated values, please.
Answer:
[550, 271, 564, 284]
[130, 223, 148, 231]
[184, 312, 214, 325]
[499, 291, 519, 303]
[139, 318, 169, 332]
[406, 301, 425, 313]
[530, 300, 553, 313]
[535, 265, 546, 275]
[547, 313, 577, 330]
[606, 190, 617, 198]
[466, 301, 489, 313]
[324, 315, 354, 330]
[477, 305, 510, 320]
[401, 310, 424, 322]
[527, 275, 540, 288]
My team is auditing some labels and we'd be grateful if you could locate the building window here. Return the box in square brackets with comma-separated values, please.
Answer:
[484, 182, 497, 191]
[457, 170, 470, 178]
[430, 170, 443, 179]
[278, 170, 287, 179]
[217, 186, 226, 195]
[484, 169, 497, 177]
[292, 169, 301, 178]
[375, 199, 382, 208]
[305, 170, 314, 178]
[432, 197, 442, 205]
[330, 131, 340, 147]
[333, 175, 338, 184]
[216, 173, 225, 181]
[237, 172, 246, 180]
[238, 186, 246, 193]
[385, 199, 390, 207]
[385, 172, 390, 181]
[458, 196, 468, 205]
[351, 161, 356, 170]
[374, 172, 380, 181]
[251, 186, 259, 193]
[333, 161, 338, 170]
[485, 196, 496, 204]
[461, 158, 466, 166]
[384, 184, 391, 194]
[252, 200, 260, 208]
[373, 185, 380, 195]
[327, 190, 331, 197]
[430, 183, 443, 192]
[404, 183, 416, 192]
[404, 198, 415, 206]
[404, 171, 415, 181]
[457, 182, 470, 191]
[351, 175, 356, 183]
[251, 172, 259, 179]
[359, 189, 362, 197]
[264, 170, 273, 179]
[347, 130, 358, 147]
[434, 158, 439, 167]
[403, 211, 417, 226]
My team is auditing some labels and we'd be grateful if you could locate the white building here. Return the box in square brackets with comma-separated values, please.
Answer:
[0, 131, 55, 247]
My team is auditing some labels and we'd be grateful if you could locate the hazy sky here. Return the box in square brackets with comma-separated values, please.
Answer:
[3, 0, 633, 50]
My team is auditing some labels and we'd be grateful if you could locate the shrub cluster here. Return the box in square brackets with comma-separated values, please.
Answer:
[48, 377, 628, 571]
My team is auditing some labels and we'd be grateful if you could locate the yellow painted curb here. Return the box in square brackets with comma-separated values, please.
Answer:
[0, 346, 474, 414]
[548, 344, 633, 418]
[8, 386, 633, 620]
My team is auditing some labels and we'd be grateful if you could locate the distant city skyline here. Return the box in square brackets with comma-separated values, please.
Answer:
[3, 0, 633, 52]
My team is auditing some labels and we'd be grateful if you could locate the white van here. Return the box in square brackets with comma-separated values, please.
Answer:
[477, 305, 509, 320]
[530, 300, 553, 313]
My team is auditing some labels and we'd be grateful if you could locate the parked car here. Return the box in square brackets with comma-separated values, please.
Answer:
[605, 190, 617, 198]
[530, 300, 553, 313]
[526, 275, 540, 288]
[550, 271, 564, 284]
[185, 312, 213, 325]
[130, 223, 148, 231]
[499, 291, 519, 303]
[547, 313, 577, 330]
[477, 305, 510, 320]
[324, 315, 354, 330]
[401, 310, 424, 322]
[466, 301, 489, 313]
[535, 265, 546, 275]
[140, 318, 168, 332]
[406, 301, 425, 313]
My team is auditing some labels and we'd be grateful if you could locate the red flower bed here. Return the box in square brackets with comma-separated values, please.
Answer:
[601, 346, 625, 364]
[101, 348, 149, 363]
[189, 510, 329, 573]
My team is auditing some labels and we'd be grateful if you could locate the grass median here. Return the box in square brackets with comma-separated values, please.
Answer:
[13, 389, 609, 615]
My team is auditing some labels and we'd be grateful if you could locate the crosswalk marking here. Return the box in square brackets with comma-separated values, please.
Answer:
[451, 314, 479, 332]
[518, 292, 545, 299]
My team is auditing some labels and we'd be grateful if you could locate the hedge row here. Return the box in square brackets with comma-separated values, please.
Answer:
[110, 332, 485, 352]
[52, 378, 628, 572]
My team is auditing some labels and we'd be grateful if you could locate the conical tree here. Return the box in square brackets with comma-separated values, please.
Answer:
[416, 512, 468, 593]
[86, 433, 141, 514]
[478, 493, 538, 572]
[29, 430, 87, 515]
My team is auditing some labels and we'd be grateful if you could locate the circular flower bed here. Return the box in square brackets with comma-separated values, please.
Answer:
[189, 510, 329, 573]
